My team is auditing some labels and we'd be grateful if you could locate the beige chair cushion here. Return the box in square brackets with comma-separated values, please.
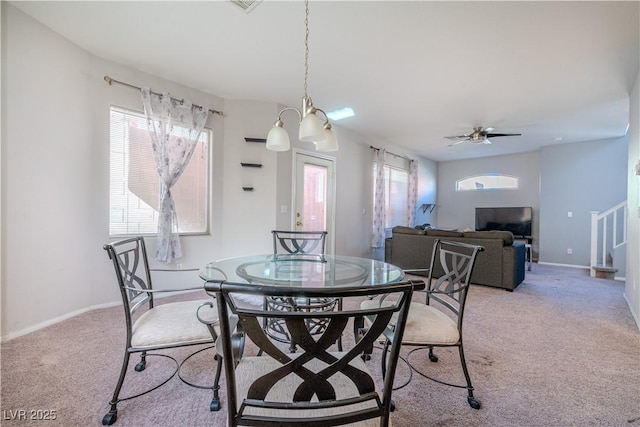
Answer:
[234, 354, 386, 427]
[131, 299, 218, 349]
[360, 299, 459, 346]
[402, 302, 459, 345]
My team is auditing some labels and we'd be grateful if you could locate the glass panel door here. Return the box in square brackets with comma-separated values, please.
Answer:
[294, 151, 336, 254]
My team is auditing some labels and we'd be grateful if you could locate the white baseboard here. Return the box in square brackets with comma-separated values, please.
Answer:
[537, 262, 626, 281]
[537, 262, 589, 269]
[1, 300, 120, 342]
[623, 292, 640, 332]
[1, 289, 203, 343]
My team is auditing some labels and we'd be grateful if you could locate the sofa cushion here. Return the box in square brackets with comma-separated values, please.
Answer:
[425, 229, 464, 238]
[392, 226, 425, 235]
[462, 230, 514, 246]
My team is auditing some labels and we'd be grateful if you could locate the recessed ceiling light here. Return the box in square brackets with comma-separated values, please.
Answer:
[326, 107, 355, 121]
[554, 136, 563, 142]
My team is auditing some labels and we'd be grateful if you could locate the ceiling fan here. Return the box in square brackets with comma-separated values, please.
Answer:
[445, 127, 521, 146]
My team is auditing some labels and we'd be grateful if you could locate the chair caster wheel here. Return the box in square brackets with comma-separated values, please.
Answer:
[468, 397, 481, 410]
[102, 411, 117, 425]
[210, 399, 221, 412]
[429, 354, 438, 363]
[134, 361, 146, 372]
[390, 399, 396, 412]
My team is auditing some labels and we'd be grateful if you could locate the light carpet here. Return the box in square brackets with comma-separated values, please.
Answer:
[1, 264, 639, 426]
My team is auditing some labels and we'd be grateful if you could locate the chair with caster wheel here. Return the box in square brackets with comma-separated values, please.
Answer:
[101, 236, 224, 425]
[362, 239, 484, 410]
[206, 278, 421, 427]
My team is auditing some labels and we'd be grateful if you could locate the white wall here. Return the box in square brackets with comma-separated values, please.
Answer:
[415, 156, 438, 228]
[539, 136, 628, 268]
[0, 5, 295, 339]
[2, 4, 108, 338]
[436, 151, 541, 249]
[625, 70, 640, 329]
[219, 99, 278, 258]
[2, 4, 438, 339]
[436, 138, 629, 268]
[0, 5, 285, 338]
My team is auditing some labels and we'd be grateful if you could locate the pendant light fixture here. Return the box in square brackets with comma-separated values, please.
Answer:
[266, 0, 338, 152]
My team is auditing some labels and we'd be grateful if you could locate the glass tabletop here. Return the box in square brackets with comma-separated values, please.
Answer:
[200, 254, 405, 289]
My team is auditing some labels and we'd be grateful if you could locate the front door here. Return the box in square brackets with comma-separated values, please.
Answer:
[293, 150, 336, 254]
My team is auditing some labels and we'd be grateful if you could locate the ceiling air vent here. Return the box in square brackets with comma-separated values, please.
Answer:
[230, 0, 262, 14]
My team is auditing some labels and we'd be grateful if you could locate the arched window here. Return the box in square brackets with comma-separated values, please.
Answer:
[456, 174, 518, 191]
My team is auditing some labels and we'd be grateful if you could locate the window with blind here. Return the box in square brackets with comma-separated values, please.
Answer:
[373, 163, 410, 229]
[384, 165, 409, 228]
[109, 106, 210, 236]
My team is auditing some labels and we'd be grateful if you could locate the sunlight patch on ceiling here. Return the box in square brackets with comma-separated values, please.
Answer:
[326, 107, 355, 121]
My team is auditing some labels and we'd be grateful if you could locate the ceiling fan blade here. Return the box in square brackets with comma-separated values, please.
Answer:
[444, 135, 470, 141]
[448, 140, 466, 147]
[483, 127, 495, 132]
[485, 133, 522, 138]
[483, 139, 492, 145]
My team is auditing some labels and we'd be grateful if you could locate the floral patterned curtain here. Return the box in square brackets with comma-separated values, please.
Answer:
[406, 160, 418, 226]
[371, 148, 387, 248]
[141, 88, 208, 262]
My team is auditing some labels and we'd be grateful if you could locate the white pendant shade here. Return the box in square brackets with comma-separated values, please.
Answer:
[298, 112, 325, 142]
[266, 126, 290, 151]
[315, 128, 339, 152]
[264, 0, 339, 153]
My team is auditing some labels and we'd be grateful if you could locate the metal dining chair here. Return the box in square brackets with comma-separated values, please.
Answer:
[101, 236, 223, 425]
[272, 230, 328, 256]
[266, 230, 340, 352]
[199, 279, 423, 427]
[362, 239, 485, 409]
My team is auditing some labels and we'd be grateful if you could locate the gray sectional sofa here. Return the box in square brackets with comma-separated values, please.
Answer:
[385, 226, 526, 291]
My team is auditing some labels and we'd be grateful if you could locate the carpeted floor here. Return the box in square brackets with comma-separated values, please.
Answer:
[1, 264, 639, 426]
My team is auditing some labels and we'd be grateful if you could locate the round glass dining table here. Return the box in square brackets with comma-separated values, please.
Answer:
[199, 254, 405, 289]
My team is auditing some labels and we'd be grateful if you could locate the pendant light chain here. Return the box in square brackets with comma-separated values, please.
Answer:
[303, 0, 310, 99]
[265, 0, 338, 152]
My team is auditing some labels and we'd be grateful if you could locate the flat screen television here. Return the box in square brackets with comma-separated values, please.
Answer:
[475, 206, 532, 237]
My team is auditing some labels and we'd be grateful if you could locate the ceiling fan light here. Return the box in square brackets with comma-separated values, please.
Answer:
[266, 123, 290, 151]
[299, 111, 325, 142]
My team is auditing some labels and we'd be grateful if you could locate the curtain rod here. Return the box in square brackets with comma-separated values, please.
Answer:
[103, 75, 224, 116]
[369, 145, 413, 162]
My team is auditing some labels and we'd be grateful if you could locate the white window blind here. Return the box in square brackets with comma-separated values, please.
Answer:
[109, 106, 210, 236]
[384, 165, 409, 228]
[373, 162, 410, 229]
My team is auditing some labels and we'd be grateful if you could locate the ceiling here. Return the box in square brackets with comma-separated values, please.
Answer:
[10, 0, 639, 162]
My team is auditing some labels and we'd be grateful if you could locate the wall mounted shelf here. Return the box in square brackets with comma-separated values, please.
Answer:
[420, 203, 437, 214]
[244, 138, 266, 143]
[242, 187, 254, 191]
[240, 162, 262, 168]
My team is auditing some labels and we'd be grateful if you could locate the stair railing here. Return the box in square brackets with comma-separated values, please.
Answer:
[590, 201, 627, 277]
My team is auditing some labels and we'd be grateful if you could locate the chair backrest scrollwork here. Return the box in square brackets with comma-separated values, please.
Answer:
[272, 230, 328, 256]
[427, 239, 484, 327]
[104, 236, 154, 319]
[207, 280, 421, 427]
